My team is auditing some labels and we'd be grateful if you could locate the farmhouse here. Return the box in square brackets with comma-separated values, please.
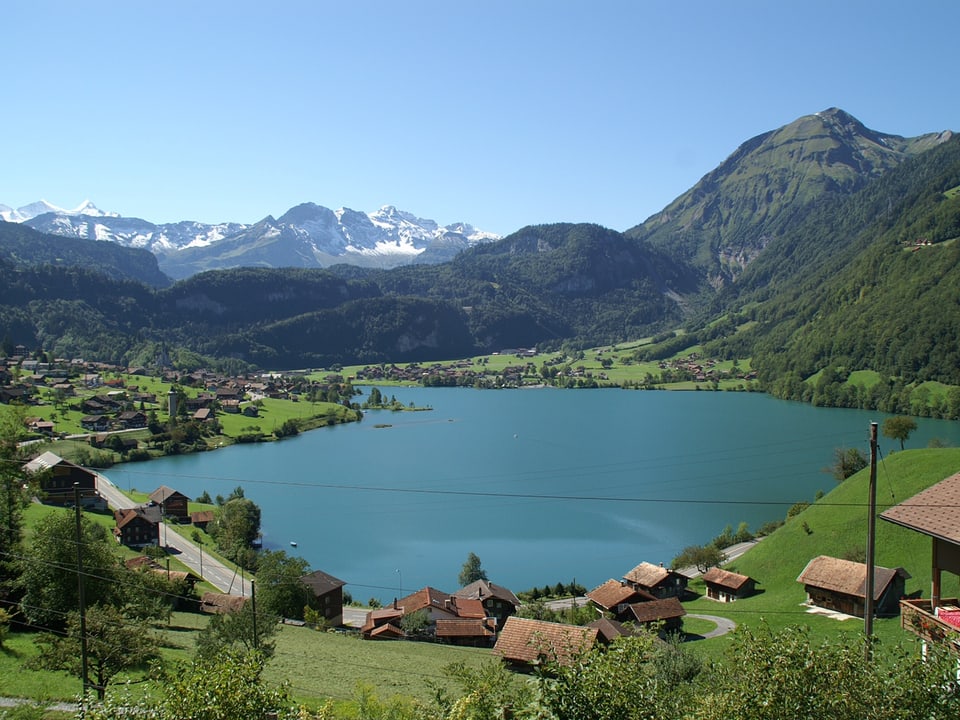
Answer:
[149, 485, 190, 521]
[23, 451, 105, 509]
[453, 579, 521, 629]
[299, 569, 347, 626]
[796, 555, 908, 618]
[587, 578, 656, 620]
[623, 561, 689, 599]
[701, 567, 756, 602]
[113, 507, 160, 548]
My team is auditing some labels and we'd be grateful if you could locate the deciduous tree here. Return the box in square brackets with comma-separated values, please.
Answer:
[882, 415, 917, 451]
[458, 551, 487, 587]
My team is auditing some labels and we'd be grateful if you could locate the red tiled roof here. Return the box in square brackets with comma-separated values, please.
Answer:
[493, 616, 597, 667]
[881, 472, 960, 544]
[436, 618, 496, 638]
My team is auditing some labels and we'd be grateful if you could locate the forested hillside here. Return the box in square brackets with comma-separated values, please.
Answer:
[705, 135, 960, 408]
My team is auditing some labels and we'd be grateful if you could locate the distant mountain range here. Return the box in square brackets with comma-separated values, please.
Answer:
[2, 107, 959, 399]
[0, 200, 499, 279]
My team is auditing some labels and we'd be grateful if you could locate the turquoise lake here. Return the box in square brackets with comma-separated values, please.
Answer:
[104, 388, 960, 603]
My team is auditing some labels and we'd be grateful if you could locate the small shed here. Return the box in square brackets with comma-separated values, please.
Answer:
[797, 555, 908, 618]
[701, 567, 756, 602]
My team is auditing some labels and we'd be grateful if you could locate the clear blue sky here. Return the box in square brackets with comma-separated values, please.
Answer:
[2, 1, 957, 236]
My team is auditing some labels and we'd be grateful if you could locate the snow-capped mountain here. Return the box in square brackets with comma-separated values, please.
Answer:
[3, 199, 499, 278]
[0, 199, 117, 223]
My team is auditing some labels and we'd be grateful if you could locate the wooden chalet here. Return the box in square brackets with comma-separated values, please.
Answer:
[360, 587, 487, 641]
[587, 578, 656, 620]
[114, 507, 160, 548]
[623, 561, 689, 599]
[23, 451, 105, 509]
[493, 616, 598, 672]
[453, 579, 521, 629]
[81, 415, 110, 432]
[299, 569, 347, 626]
[626, 597, 686, 635]
[116, 410, 147, 429]
[701, 567, 756, 602]
[881, 471, 960, 652]
[149, 485, 190, 521]
[796, 555, 908, 618]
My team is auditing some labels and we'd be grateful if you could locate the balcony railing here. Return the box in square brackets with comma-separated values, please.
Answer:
[900, 598, 960, 653]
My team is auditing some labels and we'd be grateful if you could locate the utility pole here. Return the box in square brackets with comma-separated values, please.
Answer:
[864, 421, 878, 660]
[251, 580, 258, 651]
[74, 483, 90, 699]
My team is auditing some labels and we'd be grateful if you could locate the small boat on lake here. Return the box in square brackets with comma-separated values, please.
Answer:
[290, 541, 297, 547]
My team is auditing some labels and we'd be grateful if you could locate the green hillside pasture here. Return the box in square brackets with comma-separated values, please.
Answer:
[215, 398, 351, 439]
[262, 624, 491, 708]
[682, 448, 960, 659]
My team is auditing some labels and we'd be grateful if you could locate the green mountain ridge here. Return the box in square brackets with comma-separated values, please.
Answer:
[626, 107, 953, 285]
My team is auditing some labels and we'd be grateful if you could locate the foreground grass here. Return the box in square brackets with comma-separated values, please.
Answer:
[263, 624, 490, 707]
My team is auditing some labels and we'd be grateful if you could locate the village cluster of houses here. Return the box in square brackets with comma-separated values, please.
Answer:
[0, 346, 357, 440]
[19, 444, 960, 667]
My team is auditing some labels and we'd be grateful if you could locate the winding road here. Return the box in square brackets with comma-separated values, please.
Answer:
[95, 471, 253, 597]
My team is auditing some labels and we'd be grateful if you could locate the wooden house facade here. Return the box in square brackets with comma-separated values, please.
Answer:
[797, 555, 907, 618]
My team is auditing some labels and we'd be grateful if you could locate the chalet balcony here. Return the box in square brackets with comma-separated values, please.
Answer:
[900, 598, 960, 653]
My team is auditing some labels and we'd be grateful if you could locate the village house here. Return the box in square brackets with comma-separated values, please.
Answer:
[625, 597, 686, 636]
[23, 451, 105, 509]
[587, 578, 656, 620]
[493, 616, 598, 672]
[299, 569, 347, 626]
[586, 617, 638, 644]
[881, 471, 960, 651]
[114, 507, 160, 548]
[116, 410, 147, 429]
[701, 567, 757, 602]
[435, 617, 498, 647]
[360, 587, 488, 642]
[453, 579, 522, 629]
[149, 485, 191, 522]
[796, 555, 908, 618]
[623, 561, 689, 599]
[81, 415, 111, 432]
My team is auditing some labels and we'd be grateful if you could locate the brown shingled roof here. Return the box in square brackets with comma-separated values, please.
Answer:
[493, 616, 598, 667]
[200, 592, 247, 614]
[881, 471, 960, 544]
[796, 556, 907, 601]
[624, 561, 685, 588]
[701, 567, 752, 591]
[587, 579, 654, 610]
[627, 597, 686, 624]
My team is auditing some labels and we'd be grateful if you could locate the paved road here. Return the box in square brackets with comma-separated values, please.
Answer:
[95, 472, 252, 597]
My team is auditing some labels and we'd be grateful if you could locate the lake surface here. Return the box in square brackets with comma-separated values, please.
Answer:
[104, 388, 960, 603]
